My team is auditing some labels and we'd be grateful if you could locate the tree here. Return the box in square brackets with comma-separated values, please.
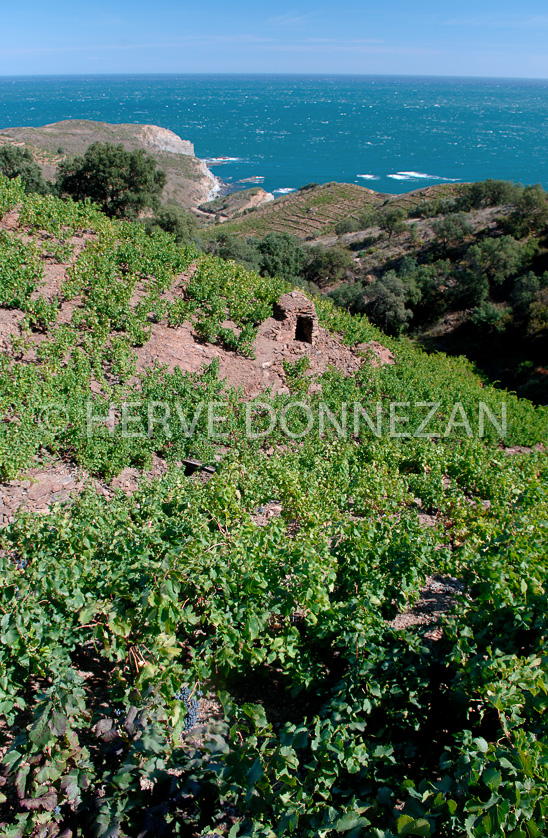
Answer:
[511, 272, 541, 321]
[505, 184, 548, 237]
[378, 207, 407, 241]
[363, 273, 413, 334]
[329, 281, 367, 313]
[528, 283, 548, 335]
[207, 232, 261, 273]
[304, 245, 353, 288]
[456, 269, 490, 308]
[432, 213, 472, 249]
[257, 232, 307, 280]
[56, 142, 166, 218]
[0, 145, 49, 195]
[471, 301, 512, 333]
[406, 262, 450, 323]
[146, 204, 200, 246]
[465, 235, 529, 286]
[435, 196, 460, 215]
[335, 217, 360, 235]
[357, 209, 380, 229]
[461, 179, 521, 210]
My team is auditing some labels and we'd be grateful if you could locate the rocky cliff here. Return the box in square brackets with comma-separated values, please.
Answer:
[0, 120, 220, 208]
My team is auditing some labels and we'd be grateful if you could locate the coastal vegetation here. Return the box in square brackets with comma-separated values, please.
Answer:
[0, 121, 215, 210]
[146, 204, 201, 247]
[206, 180, 548, 402]
[0, 172, 548, 837]
[211, 182, 383, 240]
[56, 142, 166, 219]
[0, 123, 547, 398]
[0, 147, 49, 197]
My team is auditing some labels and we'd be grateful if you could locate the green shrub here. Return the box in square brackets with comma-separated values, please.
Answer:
[56, 142, 166, 218]
[0, 145, 49, 195]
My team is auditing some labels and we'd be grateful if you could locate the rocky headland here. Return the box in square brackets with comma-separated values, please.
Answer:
[0, 120, 222, 208]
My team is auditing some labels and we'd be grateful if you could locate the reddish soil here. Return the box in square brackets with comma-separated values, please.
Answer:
[133, 315, 393, 399]
[0, 313, 394, 522]
[0, 216, 395, 522]
[0, 309, 25, 351]
[0, 454, 170, 526]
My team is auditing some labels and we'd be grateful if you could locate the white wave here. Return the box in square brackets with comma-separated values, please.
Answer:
[390, 171, 460, 182]
[398, 171, 435, 179]
[357, 174, 379, 180]
[203, 156, 242, 166]
[273, 187, 297, 194]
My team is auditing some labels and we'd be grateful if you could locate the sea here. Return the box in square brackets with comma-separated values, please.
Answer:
[0, 74, 547, 197]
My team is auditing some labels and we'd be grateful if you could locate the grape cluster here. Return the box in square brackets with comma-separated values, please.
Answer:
[174, 685, 203, 731]
[15, 559, 28, 570]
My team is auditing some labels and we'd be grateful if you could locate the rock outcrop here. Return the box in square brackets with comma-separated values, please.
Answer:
[198, 187, 275, 219]
[136, 125, 194, 156]
[0, 120, 219, 209]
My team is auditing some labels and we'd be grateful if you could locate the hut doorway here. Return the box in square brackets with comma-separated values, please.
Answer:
[295, 315, 314, 343]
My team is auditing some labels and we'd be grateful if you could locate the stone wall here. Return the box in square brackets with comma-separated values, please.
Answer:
[272, 291, 319, 345]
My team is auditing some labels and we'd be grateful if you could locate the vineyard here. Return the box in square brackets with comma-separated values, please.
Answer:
[211, 183, 461, 241]
[1, 173, 548, 837]
[214, 184, 384, 240]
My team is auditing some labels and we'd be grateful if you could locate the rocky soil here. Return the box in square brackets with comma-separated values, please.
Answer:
[0, 211, 395, 523]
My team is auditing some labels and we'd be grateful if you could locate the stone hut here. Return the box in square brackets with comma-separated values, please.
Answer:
[272, 291, 319, 345]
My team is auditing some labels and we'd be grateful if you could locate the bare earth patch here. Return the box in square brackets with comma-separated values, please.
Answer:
[389, 575, 465, 640]
[0, 230, 396, 522]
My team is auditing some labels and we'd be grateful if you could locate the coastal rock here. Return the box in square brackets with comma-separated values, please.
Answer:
[0, 120, 218, 209]
[236, 188, 275, 213]
[137, 125, 194, 156]
[198, 187, 275, 219]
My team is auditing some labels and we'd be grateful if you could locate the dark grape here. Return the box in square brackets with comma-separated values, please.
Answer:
[174, 684, 200, 730]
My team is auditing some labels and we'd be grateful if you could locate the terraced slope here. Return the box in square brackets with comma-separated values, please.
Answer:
[214, 181, 464, 240]
[212, 182, 383, 238]
[2, 174, 548, 838]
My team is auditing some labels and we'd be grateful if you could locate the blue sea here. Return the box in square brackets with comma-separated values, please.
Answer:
[0, 74, 547, 196]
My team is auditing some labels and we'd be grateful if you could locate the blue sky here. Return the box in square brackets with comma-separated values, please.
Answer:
[1, 0, 547, 78]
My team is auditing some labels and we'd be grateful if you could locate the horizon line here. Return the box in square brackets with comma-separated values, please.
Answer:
[0, 71, 547, 82]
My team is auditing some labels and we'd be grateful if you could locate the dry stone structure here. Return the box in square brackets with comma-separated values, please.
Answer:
[272, 291, 319, 345]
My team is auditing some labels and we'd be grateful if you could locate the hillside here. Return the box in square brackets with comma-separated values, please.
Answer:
[198, 186, 275, 220]
[203, 179, 548, 402]
[329, 182, 548, 401]
[210, 181, 461, 240]
[211, 181, 384, 239]
[0, 120, 219, 208]
[1, 174, 548, 836]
